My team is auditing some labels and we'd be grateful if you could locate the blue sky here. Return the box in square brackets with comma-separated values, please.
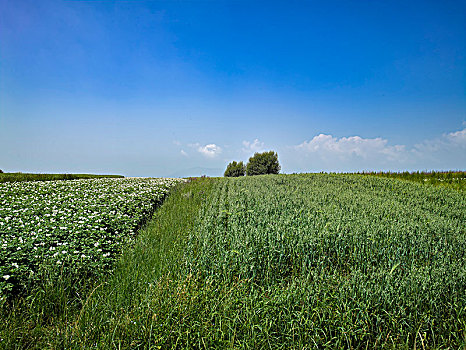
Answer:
[1, 0, 465, 177]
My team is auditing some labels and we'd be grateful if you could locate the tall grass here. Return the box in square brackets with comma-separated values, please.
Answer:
[0, 173, 124, 183]
[176, 175, 465, 348]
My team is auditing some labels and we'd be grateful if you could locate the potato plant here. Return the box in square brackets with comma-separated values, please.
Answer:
[0, 177, 184, 297]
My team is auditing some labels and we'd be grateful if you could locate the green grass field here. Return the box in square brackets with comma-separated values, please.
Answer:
[0, 173, 124, 183]
[1, 174, 465, 349]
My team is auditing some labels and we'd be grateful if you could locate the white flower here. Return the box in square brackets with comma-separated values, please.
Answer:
[3, 275, 10, 280]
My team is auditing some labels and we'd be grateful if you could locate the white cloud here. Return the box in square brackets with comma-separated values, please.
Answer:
[180, 149, 188, 157]
[414, 128, 466, 153]
[197, 144, 222, 158]
[287, 128, 465, 172]
[445, 128, 466, 146]
[242, 139, 265, 153]
[295, 134, 405, 161]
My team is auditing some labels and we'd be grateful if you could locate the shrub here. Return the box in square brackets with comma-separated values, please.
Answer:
[0, 169, 3, 173]
[224, 161, 246, 177]
[246, 151, 280, 176]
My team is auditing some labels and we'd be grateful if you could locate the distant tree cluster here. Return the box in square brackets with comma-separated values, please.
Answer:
[224, 151, 280, 177]
[246, 151, 280, 176]
[0, 169, 3, 173]
[224, 161, 246, 177]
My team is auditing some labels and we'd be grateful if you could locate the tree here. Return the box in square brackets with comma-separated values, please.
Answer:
[224, 161, 246, 177]
[0, 169, 3, 173]
[246, 151, 280, 176]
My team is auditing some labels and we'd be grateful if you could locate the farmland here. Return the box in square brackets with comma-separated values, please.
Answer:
[0, 173, 124, 183]
[363, 171, 466, 191]
[0, 177, 184, 297]
[1, 174, 465, 349]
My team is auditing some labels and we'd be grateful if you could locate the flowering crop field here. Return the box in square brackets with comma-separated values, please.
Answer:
[0, 177, 184, 297]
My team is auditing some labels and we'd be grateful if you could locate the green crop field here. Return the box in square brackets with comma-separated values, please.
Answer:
[1, 174, 465, 349]
[362, 171, 466, 191]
